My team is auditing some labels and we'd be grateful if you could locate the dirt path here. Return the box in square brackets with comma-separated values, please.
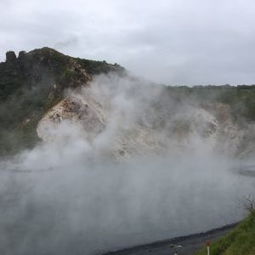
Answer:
[103, 223, 238, 255]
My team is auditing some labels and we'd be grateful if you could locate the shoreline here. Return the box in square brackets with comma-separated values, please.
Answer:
[103, 222, 239, 255]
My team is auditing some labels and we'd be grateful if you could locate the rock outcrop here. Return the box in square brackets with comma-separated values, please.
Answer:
[0, 47, 124, 155]
[6, 51, 17, 63]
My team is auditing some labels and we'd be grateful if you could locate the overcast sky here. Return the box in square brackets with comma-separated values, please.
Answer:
[1, 0, 255, 85]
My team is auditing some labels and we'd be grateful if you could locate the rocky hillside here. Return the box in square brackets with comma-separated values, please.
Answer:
[37, 78, 255, 160]
[0, 47, 124, 156]
[1, 47, 255, 159]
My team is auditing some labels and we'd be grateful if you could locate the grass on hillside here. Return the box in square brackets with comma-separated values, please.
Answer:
[196, 212, 255, 255]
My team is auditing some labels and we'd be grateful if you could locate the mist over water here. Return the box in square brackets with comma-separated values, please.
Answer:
[0, 74, 255, 255]
[0, 152, 254, 255]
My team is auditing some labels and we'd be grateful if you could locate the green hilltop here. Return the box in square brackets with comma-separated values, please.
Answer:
[0, 47, 124, 156]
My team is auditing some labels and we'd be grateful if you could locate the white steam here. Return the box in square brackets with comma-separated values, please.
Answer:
[1, 73, 255, 255]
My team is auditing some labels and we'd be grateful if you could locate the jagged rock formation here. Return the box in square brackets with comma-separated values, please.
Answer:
[0, 47, 124, 155]
[6, 51, 17, 63]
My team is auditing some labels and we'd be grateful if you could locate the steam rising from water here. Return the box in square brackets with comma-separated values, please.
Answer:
[0, 74, 255, 255]
[1, 156, 254, 255]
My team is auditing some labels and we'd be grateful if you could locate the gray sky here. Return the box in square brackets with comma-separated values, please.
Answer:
[1, 0, 255, 85]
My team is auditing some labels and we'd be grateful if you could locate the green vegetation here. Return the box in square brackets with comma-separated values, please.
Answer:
[0, 47, 124, 156]
[76, 58, 124, 75]
[196, 212, 255, 255]
[166, 85, 255, 122]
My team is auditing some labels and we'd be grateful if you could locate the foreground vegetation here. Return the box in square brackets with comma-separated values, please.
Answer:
[196, 212, 255, 255]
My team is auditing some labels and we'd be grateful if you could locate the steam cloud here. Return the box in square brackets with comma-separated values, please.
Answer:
[0, 74, 255, 255]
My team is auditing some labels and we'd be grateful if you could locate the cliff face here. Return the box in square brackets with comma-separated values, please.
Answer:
[0, 47, 124, 155]
[1, 47, 255, 159]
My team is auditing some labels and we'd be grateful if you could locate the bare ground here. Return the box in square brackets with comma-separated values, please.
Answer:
[103, 223, 238, 255]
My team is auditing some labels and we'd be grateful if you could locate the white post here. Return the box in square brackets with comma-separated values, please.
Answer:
[207, 245, 210, 255]
[206, 241, 211, 255]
